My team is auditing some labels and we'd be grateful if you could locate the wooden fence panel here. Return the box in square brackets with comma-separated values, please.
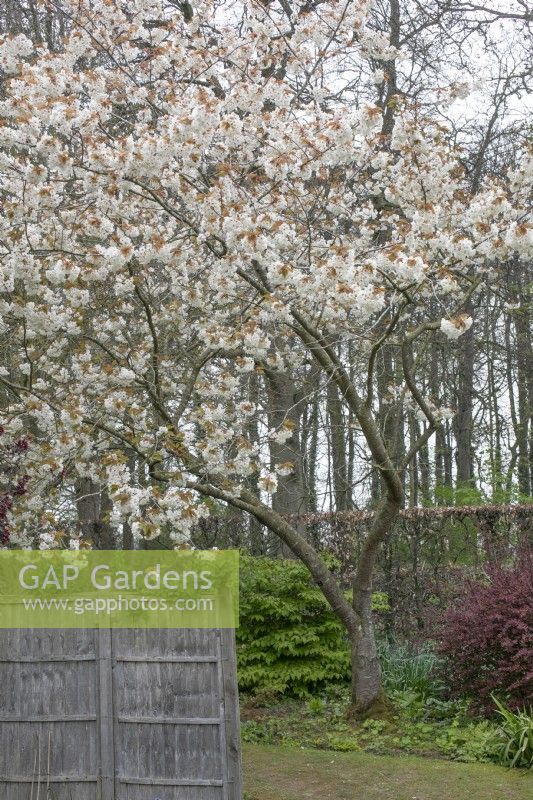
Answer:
[0, 628, 242, 800]
[0, 629, 100, 800]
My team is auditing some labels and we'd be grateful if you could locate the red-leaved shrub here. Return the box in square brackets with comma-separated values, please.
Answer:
[438, 552, 533, 714]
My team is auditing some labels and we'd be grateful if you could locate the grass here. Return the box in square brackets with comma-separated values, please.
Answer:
[243, 743, 533, 800]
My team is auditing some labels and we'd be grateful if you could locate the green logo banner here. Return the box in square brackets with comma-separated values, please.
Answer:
[0, 550, 239, 628]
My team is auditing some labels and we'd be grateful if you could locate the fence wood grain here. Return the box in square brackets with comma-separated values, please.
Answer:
[0, 628, 241, 800]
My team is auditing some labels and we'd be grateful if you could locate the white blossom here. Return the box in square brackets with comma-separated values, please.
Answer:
[258, 471, 278, 494]
[440, 315, 473, 340]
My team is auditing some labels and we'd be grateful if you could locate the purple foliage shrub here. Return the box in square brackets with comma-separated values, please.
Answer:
[438, 553, 533, 713]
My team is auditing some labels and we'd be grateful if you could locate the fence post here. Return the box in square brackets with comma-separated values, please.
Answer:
[97, 627, 115, 800]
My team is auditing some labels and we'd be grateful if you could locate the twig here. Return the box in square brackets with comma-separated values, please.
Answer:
[30, 746, 37, 800]
[46, 729, 52, 798]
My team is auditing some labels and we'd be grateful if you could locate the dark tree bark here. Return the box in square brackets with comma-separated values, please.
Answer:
[75, 477, 115, 549]
[453, 302, 476, 491]
[327, 379, 352, 511]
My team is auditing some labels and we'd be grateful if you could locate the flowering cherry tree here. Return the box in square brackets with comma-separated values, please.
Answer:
[0, 425, 30, 545]
[0, 0, 531, 712]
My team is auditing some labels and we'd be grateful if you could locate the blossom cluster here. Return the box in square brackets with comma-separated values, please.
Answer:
[0, 0, 530, 546]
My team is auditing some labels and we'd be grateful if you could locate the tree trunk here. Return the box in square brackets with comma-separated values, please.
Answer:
[303, 388, 319, 513]
[512, 262, 533, 497]
[327, 379, 352, 511]
[265, 369, 308, 555]
[351, 588, 388, 717]
[453, 301, 476, 490]
[351, 496, 400, 716]
[122, 520, 134, 550]
[245, 372, 265, 554]
[75, 477, 115, 549]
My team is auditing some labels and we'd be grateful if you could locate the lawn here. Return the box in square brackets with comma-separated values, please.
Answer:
[242, 743, 533, 800]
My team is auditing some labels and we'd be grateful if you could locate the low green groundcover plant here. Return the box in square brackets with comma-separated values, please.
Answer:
[240, 686, 533, 768]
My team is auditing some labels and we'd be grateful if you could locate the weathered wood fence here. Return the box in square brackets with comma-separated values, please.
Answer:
[0, 628, 241, 799]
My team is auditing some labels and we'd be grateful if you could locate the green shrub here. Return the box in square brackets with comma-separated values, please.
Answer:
[237, 556, 351, 697]
[493, 696, 533, 769]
